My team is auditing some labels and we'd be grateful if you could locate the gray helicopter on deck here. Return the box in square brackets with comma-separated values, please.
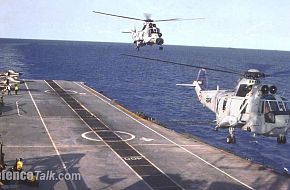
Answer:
[92, 11, 203, 50]
[0, 70, 22, 93]
[123, 54, 290, 144]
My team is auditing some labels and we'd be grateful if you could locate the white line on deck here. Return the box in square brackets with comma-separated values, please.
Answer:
[134, 144, 204, 147]
[15, 101, 21, 116]
[5, 145, 105, 148]
[76, 82, 255, 190]
[25, 81, 78, 190]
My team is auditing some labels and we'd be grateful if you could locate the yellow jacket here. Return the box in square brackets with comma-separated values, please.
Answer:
[16, 160, 23, 171]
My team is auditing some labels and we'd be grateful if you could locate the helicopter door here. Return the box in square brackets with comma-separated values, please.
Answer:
[217, 97, 229, 119]
[229, 97, 245, 117]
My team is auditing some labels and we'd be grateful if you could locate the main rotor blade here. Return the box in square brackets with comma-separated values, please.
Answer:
[265, 74, 290, 78]
[92, 11, 144, 21]
[168, 119, 216, 126]
[122, 54, 240, 75]
[265, 69, 290, 78]
[154, 18, 205, 22]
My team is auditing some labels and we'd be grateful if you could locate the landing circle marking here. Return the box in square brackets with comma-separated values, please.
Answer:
[81, 130, 135, 142]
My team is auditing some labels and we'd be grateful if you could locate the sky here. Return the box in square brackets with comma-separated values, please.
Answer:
[0, 0, 290, 51]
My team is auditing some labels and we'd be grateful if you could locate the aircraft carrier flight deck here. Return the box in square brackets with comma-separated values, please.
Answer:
[0, 80, 289, 190]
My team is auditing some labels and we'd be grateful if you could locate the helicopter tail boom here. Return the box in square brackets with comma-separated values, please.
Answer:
[176, 69, 207, 88]
[176, 81, 201, 90]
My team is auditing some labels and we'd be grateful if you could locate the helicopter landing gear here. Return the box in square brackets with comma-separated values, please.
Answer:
[226, 127, 236, 144]
[159, 46, 163, 50]
[277, 135, 287, 144]
[226, 135, 236, 144]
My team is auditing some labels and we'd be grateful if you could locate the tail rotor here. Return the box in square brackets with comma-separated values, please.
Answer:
[196, 69, 208, 90]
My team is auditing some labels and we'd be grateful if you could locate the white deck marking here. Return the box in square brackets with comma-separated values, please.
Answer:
[25, 81, 78, 190]
[81, 130, 135, 142]
[140, 137, 154, 142]
[76, 82, 255, 190]
[81, 131, 102, 142]
[15, 101, 22, 116]
[6, 145, 105, 148]
[134, 144, 206, 147]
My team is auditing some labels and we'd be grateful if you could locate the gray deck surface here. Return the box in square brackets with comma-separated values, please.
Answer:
[0, 80, 289, 190]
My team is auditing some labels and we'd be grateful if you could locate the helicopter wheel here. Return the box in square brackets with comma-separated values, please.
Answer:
[282, 136, 287, 144]
[159, 46, 163, 50]
[226, 127, 236, 144]
[277, 135, 287, 144]
[226, 136, 231, 144]
[277, 137, 281, 144]
[226, 135, 236, 144]
[232, 136, 236, 144]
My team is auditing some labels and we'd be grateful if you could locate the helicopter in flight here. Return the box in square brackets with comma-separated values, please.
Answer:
[123, 54, 290, 144]
[92, 11, 203, 50]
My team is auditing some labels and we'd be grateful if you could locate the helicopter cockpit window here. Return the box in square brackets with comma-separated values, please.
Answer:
[262, 98, 290, 113]
[285, 102, 290, 111]
[263, 100, 281, 112]
[278, 101, 286, 111]
[269, 101, 280, 112]
[258, 101, 264, 113]
[261, 98, 290, 123]
[282, 97, 290, 111]
[264, 101, 270, 113]
[236, 84, 252, 97]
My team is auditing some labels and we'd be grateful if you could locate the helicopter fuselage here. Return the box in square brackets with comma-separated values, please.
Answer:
[178, 69, 290, 144]
[131, 22, 164, 49]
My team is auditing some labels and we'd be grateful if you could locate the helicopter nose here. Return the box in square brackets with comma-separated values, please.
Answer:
[156, 38, 164, 45]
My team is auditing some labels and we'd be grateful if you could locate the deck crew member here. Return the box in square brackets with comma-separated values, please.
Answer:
[7, 85, 11, 95]
[14, 158, 23, 172]
[15, 84, 19, 95]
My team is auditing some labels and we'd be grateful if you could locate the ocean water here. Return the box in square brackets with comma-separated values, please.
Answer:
[1, 38, 290, 173]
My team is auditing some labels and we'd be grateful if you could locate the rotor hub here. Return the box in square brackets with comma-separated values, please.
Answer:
[145, 19, 154, 23]
[243, 69, 265, 79]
